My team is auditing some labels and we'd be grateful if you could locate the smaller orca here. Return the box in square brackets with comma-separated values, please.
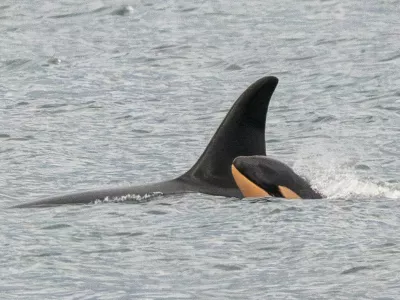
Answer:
[231, 156, 323, 199]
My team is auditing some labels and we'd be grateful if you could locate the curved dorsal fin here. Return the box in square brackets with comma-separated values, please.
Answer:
[180, 76, 278, 189]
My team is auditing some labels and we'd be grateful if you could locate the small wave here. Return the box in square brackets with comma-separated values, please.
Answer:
[112, 5, 134, 16]
[7, 135, 35, 141]
[146, 210, 168, 215]
[46, 57, 61, 65]
[179, 7, 198, 13]
[213, 264, 243, 271]
[49, 12, 87, 19]
[286, 55, 318, 61]
[311, 115, 337, 123]
[38, 103, 68, 109]
[49, 6, 110, 19]
[42, 224, 71, 230]
[152, 44, 177, 51]
[341, 265, 373, 275]
[1, 58, 32, 71]
[91, 192, 163, 205]
[379, 52, 400, 62]
[225, 64, 242, 71]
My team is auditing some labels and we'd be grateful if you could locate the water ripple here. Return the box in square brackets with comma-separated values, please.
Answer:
[1, 0, 399, 299]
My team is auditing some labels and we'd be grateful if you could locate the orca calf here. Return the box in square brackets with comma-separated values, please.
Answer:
[14, 76, 279, 208]
[231, 156, 323, 199]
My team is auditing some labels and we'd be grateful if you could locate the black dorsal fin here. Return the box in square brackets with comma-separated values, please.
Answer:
[180, 76, 279, 189]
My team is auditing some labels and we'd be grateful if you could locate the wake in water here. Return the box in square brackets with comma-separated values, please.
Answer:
[315, 174, 400, 199]
[293, 160, 400, 200]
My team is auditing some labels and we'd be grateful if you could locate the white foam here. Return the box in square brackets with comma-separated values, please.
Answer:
[91, 192, 163, 205]
[315, 175, 400, 200]
[292, 157, 400, 200]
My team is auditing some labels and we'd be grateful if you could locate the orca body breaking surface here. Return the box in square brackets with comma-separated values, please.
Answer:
[231, 156, 324, 199]
[14, 76, 279, 208]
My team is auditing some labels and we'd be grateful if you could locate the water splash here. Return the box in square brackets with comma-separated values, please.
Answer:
[293, 158, 400, 200]
[91, 192, 163, 205]
[316, 174, 400, 200]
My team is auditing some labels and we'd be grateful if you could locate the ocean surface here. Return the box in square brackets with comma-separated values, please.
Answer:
[1, 0, 399, 299]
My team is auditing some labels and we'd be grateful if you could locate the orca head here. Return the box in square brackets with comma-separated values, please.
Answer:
[231, 155, 323, 199]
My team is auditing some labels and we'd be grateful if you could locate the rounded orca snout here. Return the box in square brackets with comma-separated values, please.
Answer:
[231, 157, 271, 198]
[231, 156, 304, 199]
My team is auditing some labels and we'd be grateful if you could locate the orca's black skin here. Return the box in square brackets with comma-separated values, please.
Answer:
[233, 156, 324, 199]
[13, 76, 279, 208]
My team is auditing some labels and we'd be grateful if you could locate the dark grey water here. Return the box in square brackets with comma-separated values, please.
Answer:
[1, 0, 399, 299]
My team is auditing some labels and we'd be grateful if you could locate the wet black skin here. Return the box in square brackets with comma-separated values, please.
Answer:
[233, 156, 324, 199]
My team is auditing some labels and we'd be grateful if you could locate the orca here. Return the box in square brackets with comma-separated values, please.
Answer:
[231, 155, 323, 199]
[13, 76, 279, 208]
